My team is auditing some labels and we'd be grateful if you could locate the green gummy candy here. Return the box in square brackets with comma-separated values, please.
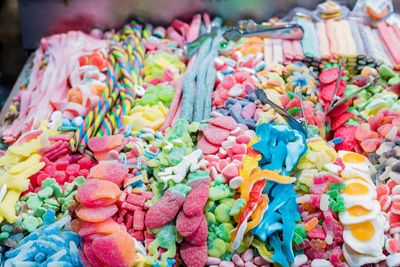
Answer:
[38, 187, 53, 199]
[188, 169, 210, 184]
[208, 238, 226, 258]
[215, 203, 231, 223]
[206, 212, 216, 224]
[51, 184, 63, 199]
[205, 200, 216, 212]
[379, 65, 396, 80]
[209, 185, 230, 201]
[293, 232, 303, 245]
[327, 190, 339, 199]
[27, 195, 43, 211]
[222, 251, 233, 261]
[34, 207, 47, 218]
[167, 147, 185, 165]
[389, 76, 400, 86]
[41, 178, 57, 189]
[230, 199, 246, 216]
[216, 223, 234, 242]
[330, 183, 346, 192]
[377, 78, 388, 87]
[74, 176, 86, 186]
[168, 184, 191, 198]
[220, 198, 235, 209]
[23, 216, 40, 232]
[1, 224, 13, 233]
[0, 232, 9, 239]
[294, 224, 307, 238]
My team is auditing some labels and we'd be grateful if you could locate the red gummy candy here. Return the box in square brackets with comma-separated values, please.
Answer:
[78, 157, 95, 170]
[92, 230, 136, 267]
[76, 204, 118, 222]
[180, 241, 208, 267]
[145, 191, 184, 229]
[53, 171, 66, 184]
[88, 134, 124, 152]
[55, 161, 69, 171]
[176, 211, 202, 237]
[37, 173, 49, 186]
[185, 215, 207, 246]
[183, 183, 209, 216]
[360, 139, 380, 153]
[320, 68, 339, 85]
[66, 164, 80, 177]
[330, 112, 354, 131]
[355, 123, 372, 142]
[83, 241, 104, 267]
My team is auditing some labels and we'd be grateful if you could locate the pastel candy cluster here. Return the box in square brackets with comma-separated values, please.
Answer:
[3, 210, 83, 266]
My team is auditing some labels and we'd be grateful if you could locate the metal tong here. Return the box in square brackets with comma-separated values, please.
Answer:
[183, 26, 218, 58]
[255, 88, 308, 138]
[326, 75, 376, 114]
[223, 22, 304, 42]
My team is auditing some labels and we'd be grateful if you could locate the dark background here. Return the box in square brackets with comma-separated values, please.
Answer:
[0, 0, 24, 108]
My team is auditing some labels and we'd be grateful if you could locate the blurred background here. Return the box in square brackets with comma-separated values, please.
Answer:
[0, 0, 24, 108]
[0, 0, 399, 110]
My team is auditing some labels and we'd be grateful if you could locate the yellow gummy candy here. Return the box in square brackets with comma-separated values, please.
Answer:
[251, 238, 273, 262]
[0, 190, 21, 223]
[9, 153, 41, 174]
[8, 139, 41, 157]
[308, 141, 326, 152]
[0, 162, 45, 192]
[0, 152, 22, 168]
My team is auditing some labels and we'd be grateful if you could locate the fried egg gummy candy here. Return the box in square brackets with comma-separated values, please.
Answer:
[337, 151, 386, 267]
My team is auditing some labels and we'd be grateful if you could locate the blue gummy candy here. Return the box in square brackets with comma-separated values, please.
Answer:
[43, 209, 56, 225]
[154, 258, 176, 267]
[69, 241, 84, 267]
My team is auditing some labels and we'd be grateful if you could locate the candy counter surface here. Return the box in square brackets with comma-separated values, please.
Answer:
[1, 1, 400, 267]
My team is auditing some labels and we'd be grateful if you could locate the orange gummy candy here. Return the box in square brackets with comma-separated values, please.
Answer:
[92, 229, 136, 267]
[76, 204, 118, 223]
[304, 217, 319, 231]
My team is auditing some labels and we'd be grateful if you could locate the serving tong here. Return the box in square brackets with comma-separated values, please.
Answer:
[255, 88, 308, 138]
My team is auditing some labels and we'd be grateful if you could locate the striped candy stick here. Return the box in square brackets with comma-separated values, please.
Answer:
[78, 80, 121, 149]
[70, 53, 116, 151]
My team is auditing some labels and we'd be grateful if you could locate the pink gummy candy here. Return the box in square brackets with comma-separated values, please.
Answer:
[76, 179, 121, 207]
[76, 204, 118, 222]
[197, 135, 220, 155]
[83, 240, 104, 267]
[307, 226, 326, 240]
[176, 210, 202, 237]
[88, 134, 125, 152]
[89, 161, 128, 185]
[183, 183, 209, 217]
[203, 125, 230, 145]
[79, 218, 123, 237]
[209, 116, 238, 130]
[180, 240, 208, 267]
[185, 215, 207, 246]
[92, 229, 136, 267]
[145, 191, 184, 229]
[360, 139, 381, 153]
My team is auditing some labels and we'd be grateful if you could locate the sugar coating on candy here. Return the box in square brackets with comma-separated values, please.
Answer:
[76, 178, 121, 207]
[185, 215, 207, 245]
[180, 240, 208, 267]
[209, 116, 238, 130]
[89, 161, 128, 185]
[183, 183, 209, 216]
[176, 210, 202, 237]
[203, 125, 231, 145]
[197, 135, 220, 154]
[76, 204, 118, 222]
[145, 191, 185, 229]
[88, 134, 124, 152]
[92, 230, 136, 267]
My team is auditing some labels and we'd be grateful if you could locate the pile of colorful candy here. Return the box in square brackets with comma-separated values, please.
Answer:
[3, 1, 400, 266]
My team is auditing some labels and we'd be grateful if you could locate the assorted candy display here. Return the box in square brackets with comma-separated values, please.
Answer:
[2, 0, 400, 266]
